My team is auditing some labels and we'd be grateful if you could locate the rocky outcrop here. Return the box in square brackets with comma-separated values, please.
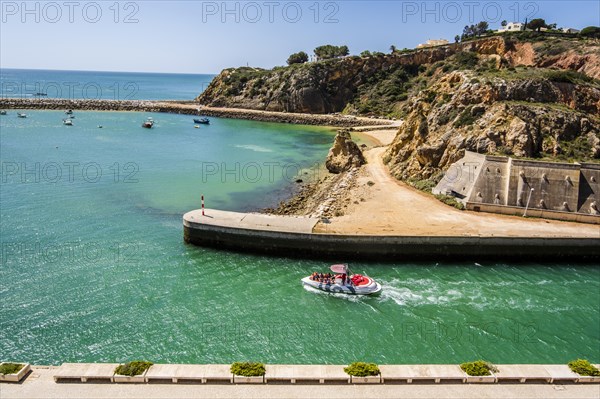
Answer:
[325, 130, 365, 173]
[384, 71, 600, 181]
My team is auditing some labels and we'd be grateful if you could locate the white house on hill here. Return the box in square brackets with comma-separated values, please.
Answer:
[416, 39, 449, 49]
[498, 22, 524, 32]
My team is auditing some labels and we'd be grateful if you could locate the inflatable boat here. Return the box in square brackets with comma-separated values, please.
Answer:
[301, 264, 382, 296]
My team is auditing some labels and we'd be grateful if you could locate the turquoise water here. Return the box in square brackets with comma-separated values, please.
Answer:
[1, 110, 599, 366]
[0, 69, 214, 100]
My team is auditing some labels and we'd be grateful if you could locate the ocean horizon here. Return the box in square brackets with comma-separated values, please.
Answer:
[0, 68, 215, 101]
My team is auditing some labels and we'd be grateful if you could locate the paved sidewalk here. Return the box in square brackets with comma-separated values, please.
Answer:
[2, 367, 599, 399]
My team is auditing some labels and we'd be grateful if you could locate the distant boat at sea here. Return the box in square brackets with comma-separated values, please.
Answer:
[0, 110, 7, 115]
[193, 117, 209, 124]
[65, 110, 73, 115]
[17, 113, 27, 118]
[63, 119, 73, 126]
[142, 117, 154, 129]
[35, 92, 48, 96]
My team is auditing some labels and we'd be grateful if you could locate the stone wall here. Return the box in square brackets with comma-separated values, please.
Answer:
[434, 151, 600, 221]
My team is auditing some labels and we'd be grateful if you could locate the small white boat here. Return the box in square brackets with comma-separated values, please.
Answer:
[0, 110, 7, 115]
[301, 264, 382, 296]
[142, 117, 154, 129]
[63, 118, 73, 126]
[65, 109, 73, 115]
[17, 113, 27, 118]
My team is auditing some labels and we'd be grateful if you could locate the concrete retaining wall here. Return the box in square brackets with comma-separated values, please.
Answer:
[466, 203, 600, 224]
[183, 217, 599, 260]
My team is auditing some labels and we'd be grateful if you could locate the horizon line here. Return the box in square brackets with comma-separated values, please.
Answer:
[0, 67, 218, 75]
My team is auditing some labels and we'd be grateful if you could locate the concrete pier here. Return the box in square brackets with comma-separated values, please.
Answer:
[183, 209, 600, 260]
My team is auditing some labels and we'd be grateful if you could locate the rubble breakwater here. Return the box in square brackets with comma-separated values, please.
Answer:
[0, 98, 388, 127]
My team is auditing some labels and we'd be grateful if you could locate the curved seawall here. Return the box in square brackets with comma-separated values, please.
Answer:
[183, 209, 600, 261]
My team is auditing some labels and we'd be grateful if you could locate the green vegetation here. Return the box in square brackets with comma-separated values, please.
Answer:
[435, 194, 466, 210]
[580, 26, 600, 38]
[314, 44, 349, 60]
[230, 362, 266, 377]
[287, 51, 309, 65]
[453, 106, 481, 128]
[544, 70, 596, 85]
[408, 179, 437, 192]
[114, 361, 153, 376]
[460, 21, 491, 41]
[344, 362, 380, 377]
[568, 359, 600, 376]
[460, 360, 497, 376]
[0, 363, 24, 375]
[347, 65, 419, 117]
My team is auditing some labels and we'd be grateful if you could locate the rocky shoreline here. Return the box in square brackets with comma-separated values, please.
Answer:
[0, 98, 389, 127]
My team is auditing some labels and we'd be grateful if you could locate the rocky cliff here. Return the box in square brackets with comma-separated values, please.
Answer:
[198, 35, 600, 116]
[384, 70, 600, 182]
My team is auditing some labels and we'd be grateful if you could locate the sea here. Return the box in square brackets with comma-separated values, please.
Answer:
[0, 69, 598, 366]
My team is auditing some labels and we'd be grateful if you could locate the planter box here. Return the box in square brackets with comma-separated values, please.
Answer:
[351, 375, 381, 384]
[0, 363, 31, 382]
[112, 365, 151, 383]
[464, 373, 496, 383]
[233, 375, 264, 384]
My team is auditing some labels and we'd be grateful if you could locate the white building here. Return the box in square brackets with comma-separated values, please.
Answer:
[498, 22, 524, 33]
[416, 39, 449, 49]
[562, 27, 580, 34]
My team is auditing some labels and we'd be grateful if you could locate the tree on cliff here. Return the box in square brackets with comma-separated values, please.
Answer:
[287, 51, 309, 65]
[528, 18, 546, 32]
[390, 45, 397, 53]
[314, 45, 349, 60]
[580, 26, 600, 38]
[461, 21, 490, 40]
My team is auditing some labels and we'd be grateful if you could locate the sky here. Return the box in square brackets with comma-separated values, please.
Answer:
[1, 0, 599, 74]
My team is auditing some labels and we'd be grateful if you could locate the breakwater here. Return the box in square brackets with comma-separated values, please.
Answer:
[0, 98, 388, 127]
[183, 209, 600, 260]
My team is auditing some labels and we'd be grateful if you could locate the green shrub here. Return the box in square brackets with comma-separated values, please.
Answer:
[460, 360, 497, 376]
[230, 362, 266, 377]
[115, 361, 153, 376]
[454, 51, 479, 69]
[409, 179, 437, 192]
[344, 362, 380, 377]
[453, 106, 478, 128]
[0, 363, 24, 375]
[545, 70, 594, 84]
[435, 194, 465, 210]
[568, 359, 600, 376]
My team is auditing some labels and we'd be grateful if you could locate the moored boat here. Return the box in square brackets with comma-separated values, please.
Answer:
[63, 118, 73, 126]
[142, 117, 154, 128]
[0, 110, 7, 115]
[17, 113, 27, 118]
[193, 117, 209, 124]
[65, 110, 73, 115]
[301, 264, 382, 296]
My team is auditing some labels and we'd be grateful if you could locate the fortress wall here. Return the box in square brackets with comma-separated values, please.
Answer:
[437, 152, 600, 222]
[508, 160, 581, 212]
[469, 157, 510, 205]
[578, 164, 600, 214]
[432, 152, 486, 200]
